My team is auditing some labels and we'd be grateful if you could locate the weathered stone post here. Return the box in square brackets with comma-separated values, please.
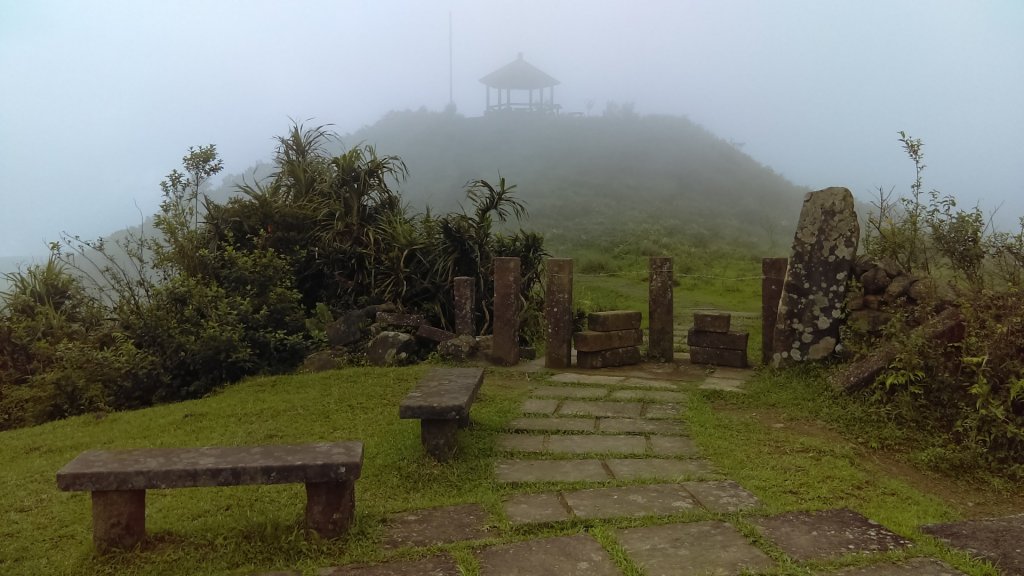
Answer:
[761, 257, 788, 365]
[492, 257, 521, 366]
[648, 257, 674, 362]
[544, 258, 573, 369]
[453, 276, 475, 336]
[772, 187, 859, 367]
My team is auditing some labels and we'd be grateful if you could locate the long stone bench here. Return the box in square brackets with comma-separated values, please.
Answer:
[56, 441, 363, 551]
[399, 367, 484, 461]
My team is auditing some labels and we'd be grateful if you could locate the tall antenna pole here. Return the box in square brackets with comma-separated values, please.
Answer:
[448, 11, 454, 107]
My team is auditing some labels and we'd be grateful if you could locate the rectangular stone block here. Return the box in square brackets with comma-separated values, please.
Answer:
[492, 257, 521, 366]
[686, 329, 749, 351]
[453, 276, 475, 336]
[415, 324, 456, 343]
[573, 329, 643, 352]
[689, 346, 748, 368]
[588, 310, 642, 332]
[648, 258, 674, 362]
[693, 312, 731, 333]
[376, 312, 425, 327]
[545, 258, 573, 369]
[576, 346, 641, 369]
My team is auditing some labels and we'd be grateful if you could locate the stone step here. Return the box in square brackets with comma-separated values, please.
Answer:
[506, 416, 687, 435]
[496, 434, 699, 457]
[522, 399, 683, 419]
[494, 458, 717, 483]
[504, 481, 761, 525]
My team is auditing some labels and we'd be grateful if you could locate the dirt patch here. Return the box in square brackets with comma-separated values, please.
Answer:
[717, 405, 1024, 519]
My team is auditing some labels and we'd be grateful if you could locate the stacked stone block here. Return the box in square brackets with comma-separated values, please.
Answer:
[574, 311, 643, 369]
[687, 312, 749, 368]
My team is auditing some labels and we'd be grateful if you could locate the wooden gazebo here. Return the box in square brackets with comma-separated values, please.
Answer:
[480, 53, 560, 114]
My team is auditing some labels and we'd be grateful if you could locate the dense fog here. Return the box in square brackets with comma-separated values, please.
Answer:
[2, 0, 1022, 260]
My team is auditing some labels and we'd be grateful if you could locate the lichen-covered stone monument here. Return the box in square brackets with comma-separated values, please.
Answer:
[772, 187, 859, 367]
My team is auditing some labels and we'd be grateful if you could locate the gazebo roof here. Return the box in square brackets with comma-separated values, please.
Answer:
[479, 53, 559, 90]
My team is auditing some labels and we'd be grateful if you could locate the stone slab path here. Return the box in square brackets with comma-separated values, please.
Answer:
[272, 363, 989, 576]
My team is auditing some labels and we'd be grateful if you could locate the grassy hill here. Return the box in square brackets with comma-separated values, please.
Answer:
[343, 109, 808, 255]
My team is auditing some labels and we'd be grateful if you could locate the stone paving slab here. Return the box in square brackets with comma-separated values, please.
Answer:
[921, 514, 1024, 576]
[508, 417, 596, 432]
[558, 400, 643, 418]
[822, 558, 967, 576]
[606, 458, 716, 481]
[699, 376, 746, 393]
[382, 503, 492, 549]
[618, 377, 682, 390]
[642, 403, 683, 419]
[531, 386, 609, 399]
[521, 399, 560, 415]
[319, 555, 460, 575]
[753, 508, 912, 562]
[616, 520, 774, 576]
[477, 534, 621, 576]
[547, 434, 648, 455]
[563, 483, 699, 519]
[503, 493, 573, 525]
[549, 373, 626, 385]
[497, 434, 548, 453]
[608, 389, 687, 402]
[682, 480, 761, 513]
[495, 459, 611, 483]
[648, 436, 700, 457]
[597, 417, 683, 435]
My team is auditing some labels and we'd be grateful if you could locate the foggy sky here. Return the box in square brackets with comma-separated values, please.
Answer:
[2, 0, 1023, 258]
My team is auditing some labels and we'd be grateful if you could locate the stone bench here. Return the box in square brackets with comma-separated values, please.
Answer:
[56, 441, 363, 552]
[399, 367, 484, 461]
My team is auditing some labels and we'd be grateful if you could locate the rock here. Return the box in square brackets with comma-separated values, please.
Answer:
[376, 312, 426, 328]
[884, 274, 916, 302]
[847, 295, 865, 311]
[832, 307, 964, 393]
[325, 306, 379, 348]
[573, 329, 643, 352]
[848, 309, 894, 334]
[366, 331, 418, 366]
[438, 335, 479, 362]
[689, 346, 748, 368]
[475, 335, 493, 361]
[415, 324, 456, 343]
[772, 187, 860, 367]
[299, 350, 344, 373]
[863, 295, 883, 310]
[860, 267, 891, 295]
[577, 346, 641, 369]
[852, 255, 875, 278]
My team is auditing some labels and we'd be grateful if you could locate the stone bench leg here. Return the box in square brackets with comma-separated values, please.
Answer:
[92, 489, 146, 552]
[420, 419, 458, 461]
[305, 480, 355, 539]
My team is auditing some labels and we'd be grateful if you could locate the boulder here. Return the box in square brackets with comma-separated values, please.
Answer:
[437, 335, 478, 362]
[366, 331, 418, 366]
[860, 267, 891, 295]
[325, 306, 379, 348]
[299, 350, 344, 373]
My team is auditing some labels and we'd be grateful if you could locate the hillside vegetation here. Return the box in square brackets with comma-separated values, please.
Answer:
[344, 109, 807, 254]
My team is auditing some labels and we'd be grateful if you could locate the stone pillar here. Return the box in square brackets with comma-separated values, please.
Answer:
[773, 187, 860, 367]
[648, 257, 674, 362]
[305, 480, 356, 539]
[544, 258, 573, 369]
[453, 276, 475, 336]
[492, 257, 521, 366]
[92, 489, 146, 551]
[761, 258, 788, 366]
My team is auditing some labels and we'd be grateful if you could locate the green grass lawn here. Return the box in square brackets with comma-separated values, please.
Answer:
[0, 366, 532, 575]
[3, 362, 1018, 575]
